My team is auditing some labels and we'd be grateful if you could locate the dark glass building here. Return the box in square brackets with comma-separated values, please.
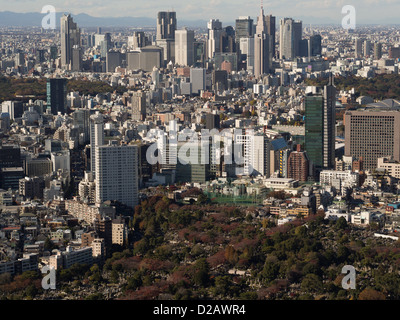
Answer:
[47, 78, 67, 115]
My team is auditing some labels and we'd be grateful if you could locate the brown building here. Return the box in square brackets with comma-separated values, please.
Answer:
[287, 144, 310, 182]
[345, 109, 400, 171]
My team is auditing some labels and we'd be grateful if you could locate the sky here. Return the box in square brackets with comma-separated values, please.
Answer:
[1, 0, 400, 24]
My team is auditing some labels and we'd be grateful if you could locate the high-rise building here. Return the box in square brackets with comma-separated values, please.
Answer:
[95, 142, 139, 208]
[60, 14, 81, 70]
[310, 34, 322, 56]
[345, 108, 400, 171]
[265, 15, 276, 57]
[90, 113, 105, 176]
[374, 42, 382, 59]
[355, 38, 363, 58]
[364, 40, 371, 57]
[304, 77, 336, 176]
[71, 45, 82, 71]
[46, 78, 67, 115]
[106, 50, 122, 73]
[190, 68, 206, 95]
[175, 28, 194, 67]
[128, 31, 149, 49]
[254, 4, 270, 78]
[205, 113, 220, 130]
[279, 18, 302, 60]
[131, 91, 147, 121]
[235, 16, 254, 43]
[287, 144, 310, 182]
[156, 11, 177, 40]
[207, 19, 223, 60]
[100, 33, 112, 58]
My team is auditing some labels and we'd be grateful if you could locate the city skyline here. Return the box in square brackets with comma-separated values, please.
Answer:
[1, 0, 400, 26]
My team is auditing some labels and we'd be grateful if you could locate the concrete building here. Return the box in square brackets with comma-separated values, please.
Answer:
[345, 107, 400, 171]
[175, 28, 194, 67]
[95, 142, 139, 208]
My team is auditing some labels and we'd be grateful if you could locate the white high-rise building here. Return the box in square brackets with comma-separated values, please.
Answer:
[175, 28, 194, 67]
[90, 113, 104, 176]
[207, 19, 223, 60]
[235, 132, 270, 177]
[95, 142, 139, 208]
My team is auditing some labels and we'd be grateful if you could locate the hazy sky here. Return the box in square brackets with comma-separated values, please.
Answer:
[1, 0, 400, 24]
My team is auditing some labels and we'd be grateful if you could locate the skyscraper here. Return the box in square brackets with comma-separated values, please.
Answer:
[345, 107, 400, 171]
[207, 19, 223, 60]
[279, 18, 302, 60]
[374, 42, 382, 59]
[156, 11, 177, 40]
[131, 91, 147, 121]
[90, 113, 105, 176]
[304, 76, 336, 176]
[235, 16, 254, 43]
[355, 38, 363, 58]
[60, 14, 81, 70]
[265, 15, 276, 58]
[254, 4, 270, 78]
[95, 142, 139, 208]
[46, 78, 67, 115]
[364, 40, 371, 57]
[175, 28, 194, 67]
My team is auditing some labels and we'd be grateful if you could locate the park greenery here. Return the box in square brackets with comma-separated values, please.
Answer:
[1, 193, 399, 300]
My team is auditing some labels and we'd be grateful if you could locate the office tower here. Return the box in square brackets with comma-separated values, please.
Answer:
[50, 45, 58, 61]
[235, 16, 254, 43]
[389, 46, 400, 59]
[190, 68, 206, 95]
[240, 37, 254, 73]
[235, 133, 270, 177]
[304, 76, 336, 175]
[175, 141, 212, 183]
[156, 11, 177, 40]
[254, 4, 270, 77]
[71, 45, 82, 71]
[287, 144, 310, 182]
[14, 52, 25, 66]
[90, 113, 104, 175]
[212, 70, 228, 92]
[221, 26, 236, 53]
[205, 113, 220, 130]
[364, 40, 371, 57]
[72, 108, 90, 143]
[106, 50, 122, 73]
[1, 101, 23, 120]
[345, 108, 400, 171]
[97, 27, 102, 34]
[36, 49, 46, 63]
[129, 31, 149, 49]
[100, 33, 112, 58]
[355, 38, 363, 58]
[265, 15, 276, 57]
[131, 91, 147, 121]
[175, 28, 194, 67]
[309, 34, 322, 56]
[194, 41, 206, 67]
[95, 142, 139, 208]
[279, 18, 302, 60]
[60, 14, 81, 70]
[47, 78, 67, 115]
[374, 42, 382, 59]
[207, 19, 223, 60]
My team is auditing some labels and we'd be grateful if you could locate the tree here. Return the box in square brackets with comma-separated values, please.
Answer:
[358, 288, 385, 300]
[191, 258, 210, 287]
[301, 274, 324, 294]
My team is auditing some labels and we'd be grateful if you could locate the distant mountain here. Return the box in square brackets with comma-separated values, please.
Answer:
[0, 11, 208, 29]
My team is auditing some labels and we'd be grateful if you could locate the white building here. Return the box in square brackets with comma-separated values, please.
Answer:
[377, 157, 400, 179]
[95, 142, 139, 208]
[351, 211, 372, 226]
[175, 28, 194, 67]
[319, 170, 359, 194]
